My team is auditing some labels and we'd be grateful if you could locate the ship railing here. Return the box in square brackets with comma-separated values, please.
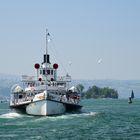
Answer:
[12, 96, 34, 105]
[21, 75, 36, 82]
[57, 76, 71, 82]
[60, 95, 80, 104]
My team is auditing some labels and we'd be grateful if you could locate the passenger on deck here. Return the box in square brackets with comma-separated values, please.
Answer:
[63, 94, 67, 102]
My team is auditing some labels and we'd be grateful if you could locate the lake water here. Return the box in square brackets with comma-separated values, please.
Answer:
[0, 99, 140, 140]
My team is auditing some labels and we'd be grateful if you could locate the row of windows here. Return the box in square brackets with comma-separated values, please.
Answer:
[40, 69, 54, 75]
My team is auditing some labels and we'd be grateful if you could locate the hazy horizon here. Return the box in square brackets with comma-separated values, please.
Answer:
[0, 0, 140, 80]
[1, 72, 140, 81]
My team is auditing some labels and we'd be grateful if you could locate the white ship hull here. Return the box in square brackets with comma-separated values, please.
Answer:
[26, 100, 66, 116]
[10, 99, 82, 116]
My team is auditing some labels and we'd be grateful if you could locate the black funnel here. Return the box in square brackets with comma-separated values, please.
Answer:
[43, 54, 50, 63]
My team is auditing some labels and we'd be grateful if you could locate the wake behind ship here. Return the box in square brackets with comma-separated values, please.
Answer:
[10, 30, 82, 116]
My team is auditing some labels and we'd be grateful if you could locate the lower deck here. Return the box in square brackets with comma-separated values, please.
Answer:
[10, 98, 82, 116]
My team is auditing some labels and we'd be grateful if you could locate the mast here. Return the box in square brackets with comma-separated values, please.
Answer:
[45, 29, 48, 98]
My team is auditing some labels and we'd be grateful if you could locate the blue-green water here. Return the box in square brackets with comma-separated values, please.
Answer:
[0, 99, 140, 140]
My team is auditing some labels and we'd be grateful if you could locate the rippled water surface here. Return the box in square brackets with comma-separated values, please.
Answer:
[0, 99, 140, 140]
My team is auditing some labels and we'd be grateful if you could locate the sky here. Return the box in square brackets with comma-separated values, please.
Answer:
[0, 0, 140, 80]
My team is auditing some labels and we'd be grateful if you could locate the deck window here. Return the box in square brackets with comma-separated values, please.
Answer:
[47, 70, 50, 75]
[43, 69, 46, 75]
[19, 95, 23, 99]
[40, 70, 42, 74]
[51, 70, 53, 75]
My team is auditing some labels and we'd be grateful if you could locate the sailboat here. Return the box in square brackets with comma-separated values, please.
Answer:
[10, 30, 82, 116]
[128, 90, 134, 104]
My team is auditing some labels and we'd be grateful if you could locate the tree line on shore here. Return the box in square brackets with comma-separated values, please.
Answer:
[76, 84, 118, 99]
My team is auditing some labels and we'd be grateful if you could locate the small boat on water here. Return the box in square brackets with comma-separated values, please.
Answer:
[128, 90, 134, 104]
[128, 97, 132, 104]
[10, 30, 82, 116]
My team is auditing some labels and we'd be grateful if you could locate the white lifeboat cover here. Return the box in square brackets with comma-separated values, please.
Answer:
[12, 85, 23, 93]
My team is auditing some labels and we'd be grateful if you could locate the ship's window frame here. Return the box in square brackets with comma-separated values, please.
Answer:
[40, 70, 42, 74]
[19, 94, 23, 99]
[51, 70, 53, 75]
[47, 70, 50, 75]
[43, 69, 46, 75]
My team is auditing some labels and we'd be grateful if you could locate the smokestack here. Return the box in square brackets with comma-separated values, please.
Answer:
[47, 54, 50, 63]
[43, 54, 50, 63]
[43, 54, 46, 63]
